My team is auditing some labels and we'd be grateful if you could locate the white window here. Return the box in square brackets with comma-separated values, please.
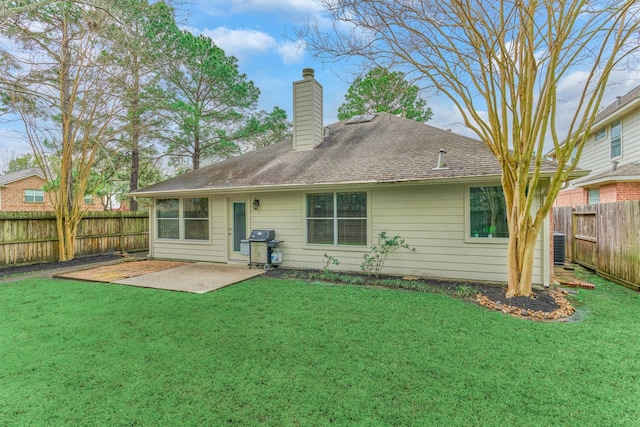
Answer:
[594, 128, 606, 142]
[610, 120, 621, 158]
[469, 186, 509, 238]
[84, 194, 93, 204]
[156, 198, 209, 241]
[570, 146, 578, 165]
[157, 199, 179, 239]
[588, 188, 600, 205]
[183, 198, 209, 240]
[24, 189, 44, 203]
[306, 192, 367, 246]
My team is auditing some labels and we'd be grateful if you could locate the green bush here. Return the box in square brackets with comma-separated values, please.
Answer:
[361, 231, 411, 276]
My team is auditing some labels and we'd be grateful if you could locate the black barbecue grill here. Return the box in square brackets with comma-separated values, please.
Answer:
[246, 229, 283, 270]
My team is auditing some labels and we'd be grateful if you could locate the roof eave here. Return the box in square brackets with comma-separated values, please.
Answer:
[130, 173, 565, 198]
[573, 174, 640, 188]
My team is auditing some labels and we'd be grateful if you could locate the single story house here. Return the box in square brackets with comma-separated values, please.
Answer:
[133, 69, 566, 286]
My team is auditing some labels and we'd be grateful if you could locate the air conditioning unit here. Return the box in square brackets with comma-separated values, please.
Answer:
[553, 232, 566, 265]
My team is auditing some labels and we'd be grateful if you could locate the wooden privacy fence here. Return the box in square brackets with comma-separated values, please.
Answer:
[0, 211, 149, 267]
[553, 201, 640, 291]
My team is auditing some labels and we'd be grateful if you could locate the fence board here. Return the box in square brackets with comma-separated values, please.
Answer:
[597, 202, 640, 287]
[0, 212, 148, 267]
[553, 201, 640, 291]
[553, 206, 573, 261]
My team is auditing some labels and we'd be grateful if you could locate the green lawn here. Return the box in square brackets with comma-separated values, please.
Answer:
[1, 273, 639, 426]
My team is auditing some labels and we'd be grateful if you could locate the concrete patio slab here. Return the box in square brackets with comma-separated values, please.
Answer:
[114, 262, 264, 293]
[54, 260, 264, 293]
[55, 260, 189, 282]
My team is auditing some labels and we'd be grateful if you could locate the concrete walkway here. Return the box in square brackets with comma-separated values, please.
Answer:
[54, 260, 264, 293]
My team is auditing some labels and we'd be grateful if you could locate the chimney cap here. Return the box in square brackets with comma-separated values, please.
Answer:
[302, 68, 315, 79]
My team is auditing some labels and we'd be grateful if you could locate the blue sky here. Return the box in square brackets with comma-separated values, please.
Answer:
[183, 0, 479, 134]
[2, 0, 640, 157]
[184, 0, 351, 124]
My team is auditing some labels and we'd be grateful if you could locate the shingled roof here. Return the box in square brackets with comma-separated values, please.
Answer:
[134, 113, 561, 196]
[572, 162, 640, 187]
[593, 85, 640, 125]
[0, 168, 45, 187]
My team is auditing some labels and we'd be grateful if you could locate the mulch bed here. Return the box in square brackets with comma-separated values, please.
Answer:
[266, 268, 575, 322]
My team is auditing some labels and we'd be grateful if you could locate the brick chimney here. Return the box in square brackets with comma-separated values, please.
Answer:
[292, 68, 323, 151]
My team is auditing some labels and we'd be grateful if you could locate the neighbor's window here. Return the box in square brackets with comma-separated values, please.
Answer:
[469, 186, 509, 238]
[307, 192, 367, 246]
[24, 189, 44, 203]
[570, 146, 578, 165]
[84, 194, 93, 204]
[183, 197, 209, 240]
[156, 199, 179, 239]
[588, 188, 600, 205]
[594, 127, 606, 142]
[610, 120, 621, 158]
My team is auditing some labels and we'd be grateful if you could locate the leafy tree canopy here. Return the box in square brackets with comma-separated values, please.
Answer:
[338, 67, 432, 122]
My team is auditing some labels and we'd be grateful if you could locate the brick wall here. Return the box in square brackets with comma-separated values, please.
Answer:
[555, 188, 587, 207]
[555, 182, 640, 207]
[0, 176, 104, 212]
[1, 176, 55, 211]
[600, 183, 618, 203]
[615, 182, 640, 201]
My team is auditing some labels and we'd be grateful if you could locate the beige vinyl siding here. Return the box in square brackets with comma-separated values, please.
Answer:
[292, 76, 322, 151]
[577, 108, 640, 180]
[152, 195, 226, 262]
[148, 183, 549, 285]
[370, 185, 538, 284]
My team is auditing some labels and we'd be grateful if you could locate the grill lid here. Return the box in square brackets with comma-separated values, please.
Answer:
[249, 229, 276, 241]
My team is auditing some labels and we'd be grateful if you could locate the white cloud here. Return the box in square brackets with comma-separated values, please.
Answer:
[276, 40, 306, 65]
[205, 0, 322, 15]
[203, 27, 275, 60]
[427, 96, 484, 140]
[199, 26, 305, 64]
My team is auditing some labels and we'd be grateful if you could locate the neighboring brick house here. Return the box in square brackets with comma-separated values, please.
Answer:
[0, 168, 103, 212]
[551, 85, 640, 206]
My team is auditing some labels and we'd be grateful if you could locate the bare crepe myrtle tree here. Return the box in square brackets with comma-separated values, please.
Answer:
[2, 3, 125, 261]
[301, 0, 640, 297]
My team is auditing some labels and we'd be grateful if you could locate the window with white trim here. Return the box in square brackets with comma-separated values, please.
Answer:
[24, 189, 44, 203]
[570, 146, 578, 165]
[610, 120, 621, 158]
[594, 128, 606, 142]
[306, 192, 367, 246]
[156, 198, 209, 240]
[469, 186, 509, 238]
[588, 188, 600, 205]
[184, 197, 209, 240]
[84, 194, 93, 204]
[157, 199, 179, 239]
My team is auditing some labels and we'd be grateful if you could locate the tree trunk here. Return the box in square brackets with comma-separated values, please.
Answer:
[129, 56, 140, 212]
[504, 186, 541, 297]
[193, 132, 200, 170]
[506, 227, 537, 297]
[58, 14, 74, 261]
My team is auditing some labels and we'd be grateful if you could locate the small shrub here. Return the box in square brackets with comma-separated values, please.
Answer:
[361, 231, 411, 277]
[322, 253, 341, 276]
[342, 275, 365, 286]
[453, 285, 478, 299]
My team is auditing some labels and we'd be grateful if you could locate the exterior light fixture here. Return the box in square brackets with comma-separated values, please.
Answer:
[252, 198, 260, 210]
